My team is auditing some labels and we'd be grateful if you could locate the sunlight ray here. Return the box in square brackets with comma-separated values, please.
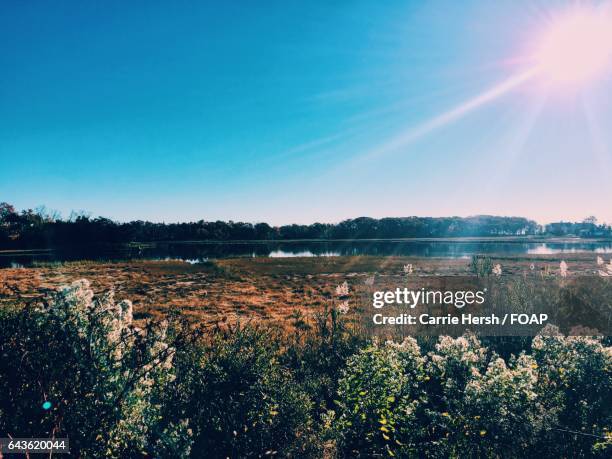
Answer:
[360, 68, 539, 160]
[581, 96, 612, 173]
[482, 94, 547, 193]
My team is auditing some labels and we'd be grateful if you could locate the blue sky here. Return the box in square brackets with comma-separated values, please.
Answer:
[1, 0, 611, 225]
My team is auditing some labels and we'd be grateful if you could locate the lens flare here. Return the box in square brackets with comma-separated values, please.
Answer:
[534, 6, 612, 87]
[359, 4, 612, 161]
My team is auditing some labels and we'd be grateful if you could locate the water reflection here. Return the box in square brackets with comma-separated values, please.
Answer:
[1, 239, 612, 267]
[527, 244, 612, 255]
[268, 250, 340, 258]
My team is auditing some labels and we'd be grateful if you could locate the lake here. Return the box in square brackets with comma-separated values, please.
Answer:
[2, 238, 612, 267]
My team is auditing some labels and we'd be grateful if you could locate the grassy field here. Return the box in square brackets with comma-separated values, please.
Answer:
[1, 252, 608, 330]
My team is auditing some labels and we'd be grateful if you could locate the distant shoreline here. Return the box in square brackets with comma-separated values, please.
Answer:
[2, 235, 612, 255]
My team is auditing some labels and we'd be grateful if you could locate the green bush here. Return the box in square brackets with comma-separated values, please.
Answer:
[163, 325, 319, 458]
[460, 354, 545, 455]
[330, 338, 427, 457]
[531, 326, 612, 457]
[282, 305, 366, 416]
[328, 332, 611, 458]
[1, 282, 610, 457]
[470, 255, 493, 277]
[0, 280, 190, 458]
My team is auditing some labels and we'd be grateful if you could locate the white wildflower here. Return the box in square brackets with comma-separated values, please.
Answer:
[492, 264, 502, 276]
[529, 263, 535, 271]
[596, 256, 604, 266]
[364, 276, 375, 286]
[337, 300, 350, 314]
[335, 281, 349, 297]
[41, 278, 180, 450]
[559, 260, 568, 277]
[403, 264, 413, 274]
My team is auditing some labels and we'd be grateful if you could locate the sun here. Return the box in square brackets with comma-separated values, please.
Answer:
[534, 6, 612, 87]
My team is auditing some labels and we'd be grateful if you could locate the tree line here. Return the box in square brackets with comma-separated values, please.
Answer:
[0, 202, 609, 249]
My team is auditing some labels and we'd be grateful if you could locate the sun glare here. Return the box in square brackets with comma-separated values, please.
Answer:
[362, 3, 612, 160]
[534, 6, 612, 87]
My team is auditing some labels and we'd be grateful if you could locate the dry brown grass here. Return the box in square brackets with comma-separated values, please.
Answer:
[0, 253, 606, 330]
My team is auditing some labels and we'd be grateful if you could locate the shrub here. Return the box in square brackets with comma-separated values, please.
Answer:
[0, 280, 190, 458]
[470, 255, 493, 277]
[331, 338, 428, 457]
[165, 325, 318, 458]
[282, 305, 365, 415]
[329, 331, 611, 458]
[532, 326, 612, 457]
[419, 333, 489, 456]
[461, 354, 546, 455]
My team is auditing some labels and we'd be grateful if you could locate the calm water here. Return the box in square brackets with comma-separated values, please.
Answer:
[2, 239, 612, 268]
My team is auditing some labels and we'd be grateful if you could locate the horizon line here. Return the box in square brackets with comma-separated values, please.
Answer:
[6, 204, 608, 228]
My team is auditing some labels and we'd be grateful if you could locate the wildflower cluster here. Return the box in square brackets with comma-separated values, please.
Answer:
[0, 280, 189, 458]
[597, 256, 612, 277]
[327, 331, 611, 457]
[335, 281, 350, 314]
